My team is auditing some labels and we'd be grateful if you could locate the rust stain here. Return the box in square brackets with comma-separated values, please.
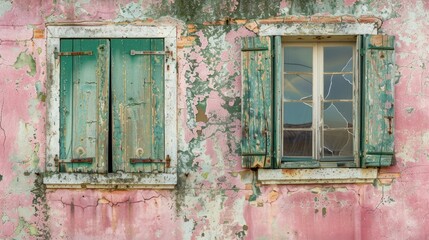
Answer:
[196, 101, 208, 123]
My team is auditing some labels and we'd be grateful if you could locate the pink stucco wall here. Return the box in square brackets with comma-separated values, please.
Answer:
[0, 0, 429, 239]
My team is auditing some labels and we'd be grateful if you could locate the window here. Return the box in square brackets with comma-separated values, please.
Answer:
[44, 26, 177, 188]
[241, 35, 395, 171]
[282, 39, 357, 167]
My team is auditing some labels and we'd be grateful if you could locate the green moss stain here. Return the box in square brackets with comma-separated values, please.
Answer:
[14, 52, 37, 77]
[289, 0, 317, 15]
[35, 81, 46, 102]
[322, 207, 327, 217]
[0, 174, 2, 182]
[149, 0, 280, 23]
[31, 174, 51, 239]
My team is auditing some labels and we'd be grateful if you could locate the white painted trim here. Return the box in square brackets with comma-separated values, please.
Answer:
[45, 25, 177, 187]
[43, 173, 177, 189]
[258, 168, 378, 184]
[260, 23, 377, 36]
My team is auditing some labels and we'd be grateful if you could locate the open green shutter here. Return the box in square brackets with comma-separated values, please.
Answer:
[361, 35, 395, 167]
[59, 39, 110, 173]
[111, 39, 165, 173]
[241, 36, 273, 168]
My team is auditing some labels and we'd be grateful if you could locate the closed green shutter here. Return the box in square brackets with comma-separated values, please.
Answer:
[241, 37, 273, 168]
[111, 39, 165, 173]
[361, 35, 395, 167]
[59, 39, 110, 173]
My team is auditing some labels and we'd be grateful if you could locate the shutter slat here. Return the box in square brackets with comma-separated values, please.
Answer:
[361, 35, 395, 167]
[241, 37, 273, 168]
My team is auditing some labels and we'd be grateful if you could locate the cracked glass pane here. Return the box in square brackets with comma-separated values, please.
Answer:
[323, 102, 353, 128]
[284, 102, 312, 128]
[284, 130, 312, 156]
[324, 74, 353, 100]
[323, 129, 353, 156]
[284, 47, 312, 72]
[284, 74, 312, 100]
[324, 46, 353, 72]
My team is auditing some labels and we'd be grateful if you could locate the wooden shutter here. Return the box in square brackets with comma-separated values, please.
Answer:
[361, 35, 395, 167]
[59, 39, 110, 173]
[111, 39, 165, 173]
[241, 36, 273, 168]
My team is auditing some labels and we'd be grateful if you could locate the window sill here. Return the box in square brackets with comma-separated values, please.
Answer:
[43, 172, 177, 189]
[258, 168, 378, 185]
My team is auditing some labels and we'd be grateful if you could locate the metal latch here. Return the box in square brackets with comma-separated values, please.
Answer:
[130, 50, 172, 57]
[130, 158, 163, 164]
[54, 47, 93, 59]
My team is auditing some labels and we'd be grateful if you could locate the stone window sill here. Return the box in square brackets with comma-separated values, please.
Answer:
[43, 172, 177, 189]
[258, 168, 378, 185]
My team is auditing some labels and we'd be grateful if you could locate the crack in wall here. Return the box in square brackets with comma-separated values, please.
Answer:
[0, 97, 6, 152]
[52, 192, 166, 210]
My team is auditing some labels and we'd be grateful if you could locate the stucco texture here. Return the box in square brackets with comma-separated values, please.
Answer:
[0, 0, 428, 239]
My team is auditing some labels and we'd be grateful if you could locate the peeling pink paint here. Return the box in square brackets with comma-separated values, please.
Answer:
[0, 0, 429, 239]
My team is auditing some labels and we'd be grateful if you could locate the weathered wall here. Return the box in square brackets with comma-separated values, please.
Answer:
[0, 0, 428, 239]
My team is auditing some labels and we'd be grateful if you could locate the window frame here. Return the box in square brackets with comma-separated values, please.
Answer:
[280, 40, 359, 167]
[44, 25, 177, 189]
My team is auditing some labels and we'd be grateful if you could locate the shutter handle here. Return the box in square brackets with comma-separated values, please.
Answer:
[384, 116, 393, 135]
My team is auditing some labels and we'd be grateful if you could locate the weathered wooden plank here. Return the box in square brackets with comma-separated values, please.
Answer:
[151, 39, 165, 162]
[111, 39, 165, 173]
[59, 39, 109, 173]
[361, 35, 395, 167]
[59, 39, 73, 172]
[241, 36, 273, 168]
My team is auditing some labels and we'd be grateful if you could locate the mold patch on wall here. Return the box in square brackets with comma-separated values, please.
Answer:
[0, 0, 12, 17]
[13, 52, 36, 77]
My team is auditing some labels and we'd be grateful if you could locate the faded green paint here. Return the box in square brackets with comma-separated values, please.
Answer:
[111, 39, 164, 173]
[14, 52, 36, 77]
[361, 35, 395, 167]
[241, 36, 272, 169]
[59, 39, 110, 173]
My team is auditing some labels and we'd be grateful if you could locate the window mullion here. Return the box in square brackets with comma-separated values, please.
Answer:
[312, 43, 321, 161]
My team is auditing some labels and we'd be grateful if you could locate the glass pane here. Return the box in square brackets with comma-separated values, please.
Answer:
[324, 46, 353, 72]
[284, 74, 312, 100]
[283, 130, 312, 156]
[284, 47, 312, 72]
[284, 102, 312, 128]
[323, 129, 353, 157]
[324, 74, 353, 100]
[323, 102, 353, 128]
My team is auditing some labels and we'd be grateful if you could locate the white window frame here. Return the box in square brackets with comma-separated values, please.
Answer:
[258, 22, 379, 184]
[44, 25, 177, 189]
[281, 41, 358, 165]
